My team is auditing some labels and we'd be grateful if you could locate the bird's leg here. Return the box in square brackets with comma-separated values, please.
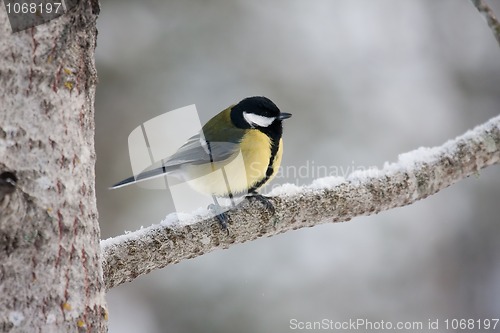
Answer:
[208, 195, 229, 232]
[245, 192, 275, 215]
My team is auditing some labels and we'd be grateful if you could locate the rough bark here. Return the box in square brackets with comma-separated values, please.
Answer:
[102, 115, 500, 290]
[0, 1, 107, 332]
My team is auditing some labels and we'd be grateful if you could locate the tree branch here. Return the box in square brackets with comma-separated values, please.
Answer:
[102, 115, 500, 290]
[470, 0, 500, 46]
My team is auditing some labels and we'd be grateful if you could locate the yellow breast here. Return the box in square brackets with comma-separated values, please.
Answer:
[183, 130, 283, 197]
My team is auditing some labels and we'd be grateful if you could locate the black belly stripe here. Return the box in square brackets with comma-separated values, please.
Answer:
[248, 137, 280, 193]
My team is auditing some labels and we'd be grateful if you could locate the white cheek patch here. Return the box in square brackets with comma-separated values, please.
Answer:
[243, 112, 275, 128]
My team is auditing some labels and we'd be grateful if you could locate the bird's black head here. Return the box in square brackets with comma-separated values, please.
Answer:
[230, 96, 291, 132]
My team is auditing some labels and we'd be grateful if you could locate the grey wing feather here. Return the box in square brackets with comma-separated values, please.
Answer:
[162, 133, 239, 167]
[110, 132, 240, 189]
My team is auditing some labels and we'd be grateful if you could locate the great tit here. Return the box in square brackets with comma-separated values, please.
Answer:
[111, 96, 291, 227]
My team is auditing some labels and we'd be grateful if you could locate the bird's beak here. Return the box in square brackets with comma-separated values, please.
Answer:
[278, 112, 292, 120]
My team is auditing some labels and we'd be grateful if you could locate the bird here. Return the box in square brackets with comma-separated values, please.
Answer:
[111, 96, 292, 228]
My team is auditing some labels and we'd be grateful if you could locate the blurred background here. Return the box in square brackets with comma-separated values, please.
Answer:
[95, 0, 500, 332]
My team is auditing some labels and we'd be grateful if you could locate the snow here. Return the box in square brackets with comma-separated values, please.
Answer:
[101, 208, 212, 249]
[309, 176, 345, 189]
[347, 167, 383, 183]
[382, 116, 496, 174]
[160, 207, 211, 227]
[101, 224, 163, 249]
[268, 177, 345, 197]
[267, 183, 303, 197]
[394, 146, 440, 168]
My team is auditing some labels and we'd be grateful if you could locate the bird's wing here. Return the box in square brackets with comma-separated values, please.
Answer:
[110, 134, 240, 189]
[110, 106, 246, 189]
[161, 132, 240, 167]
[162, 106, 244, 167]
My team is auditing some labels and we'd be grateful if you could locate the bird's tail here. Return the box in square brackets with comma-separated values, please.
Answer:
[109, 165, 171, 189]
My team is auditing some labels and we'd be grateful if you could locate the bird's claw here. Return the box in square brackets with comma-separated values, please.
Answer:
[208, 203, 229, 233]
[245, 193, 275, 215]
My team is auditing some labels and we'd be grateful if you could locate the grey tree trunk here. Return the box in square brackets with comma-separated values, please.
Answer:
[0, 1, 107, 332]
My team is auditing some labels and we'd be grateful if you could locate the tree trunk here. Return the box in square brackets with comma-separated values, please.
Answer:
[0, 1, 107, 332]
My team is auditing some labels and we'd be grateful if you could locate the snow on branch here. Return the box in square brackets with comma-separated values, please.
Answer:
[470, 0, 500, 46]
[101, 115, 500, 290]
